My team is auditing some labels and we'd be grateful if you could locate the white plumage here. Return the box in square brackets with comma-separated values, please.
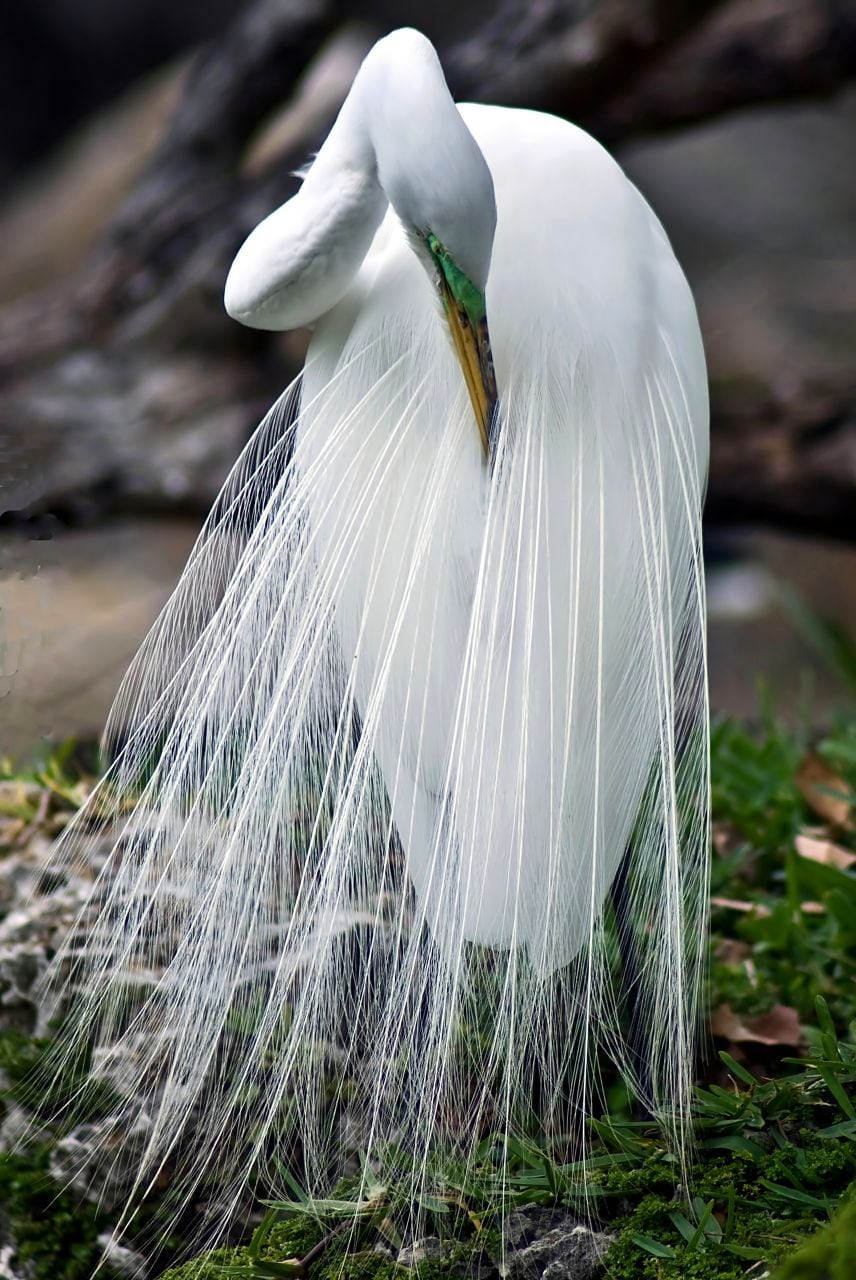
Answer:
[292, 99, 707, 964]
[45, 28, 709, 1259]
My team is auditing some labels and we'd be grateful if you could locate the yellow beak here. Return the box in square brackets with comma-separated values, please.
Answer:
[440, 282, 498, 461]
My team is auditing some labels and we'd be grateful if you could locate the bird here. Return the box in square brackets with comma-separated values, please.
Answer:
[47, 26, 709, 1258]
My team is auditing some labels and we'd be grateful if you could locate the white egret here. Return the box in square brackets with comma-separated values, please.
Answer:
[46, 26, 709, 1255]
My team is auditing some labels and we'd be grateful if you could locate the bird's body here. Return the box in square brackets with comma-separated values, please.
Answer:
[295, 102, 706, 962]
[47, 29, 709, 1259]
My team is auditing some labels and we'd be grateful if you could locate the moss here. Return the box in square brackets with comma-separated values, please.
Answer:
[0, 1145, 121, 1280]
[312, 1251, 399, 1280]
[602, 1189, 817, 1280]
[770, 1190, 856, 1280]
[160, 1123, 856, 1280]
[605, 1238, 745, 1280]
[0, 1027, 131, 1279]
[0, 1026, 122, 1125]
[0, 1027, 185, 1276]
[159, 1247, 241, 1279]
[160, 1216, 503, 1280]
[161, 1217, 323, 1278]
[598, 1128, 856, 1280]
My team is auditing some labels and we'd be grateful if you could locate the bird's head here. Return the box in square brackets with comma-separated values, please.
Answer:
[366, 28, 499, 456]
[223, 27, 499, 457]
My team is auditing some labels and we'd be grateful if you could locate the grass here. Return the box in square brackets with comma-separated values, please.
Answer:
[2, 706, 856, 1278]
[154, 1000, 856, 1279]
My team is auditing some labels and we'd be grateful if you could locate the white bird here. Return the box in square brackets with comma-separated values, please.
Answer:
[49, 27, 709, 1256]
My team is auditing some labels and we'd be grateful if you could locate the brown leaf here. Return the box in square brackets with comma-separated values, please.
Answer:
[710, 896, 771, 918]
[711, 1003, 804, 1048]
[796, 754, 853, 830]
[795, 832, 856, 871]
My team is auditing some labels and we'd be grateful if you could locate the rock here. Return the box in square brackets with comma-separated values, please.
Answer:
[502, 1223, 612, 1280]
[503, 1209, 577, 1250]
[96, 1231, 150, 1278]
[394, 1217, 612, 1280]
[49, 1111, 153, 1210]
[0, 1104, 36, 1152]
[397, 1236, 444, 1268]
[0, 1244, 27, 1280]
[0, 815, 114, 1036]
[0, 945, 50, 1034]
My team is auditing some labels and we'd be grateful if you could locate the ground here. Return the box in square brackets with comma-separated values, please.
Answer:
[1, 705, 855, 1279]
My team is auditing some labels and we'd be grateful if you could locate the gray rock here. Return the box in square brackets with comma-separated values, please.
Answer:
[49, 1111, 153, 1210]
[503, 1209, 578, 1250]
[0, 944, 50, 1034]
[502, 1224, 612, 1280]
[0, 1243, 28, 1280]
[0, 820, 114, 1038]
[397, 1236, 444, 1268]
[96, 1232, 150, 1278]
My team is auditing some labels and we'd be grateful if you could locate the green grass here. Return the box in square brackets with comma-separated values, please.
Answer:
[3, 710, 856, 1278]
[155, 1005, 855, 1280]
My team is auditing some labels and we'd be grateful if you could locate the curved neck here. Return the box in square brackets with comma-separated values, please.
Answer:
[225, 30, 494, 333]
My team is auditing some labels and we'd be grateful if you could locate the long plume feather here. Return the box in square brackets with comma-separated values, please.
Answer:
[26, 99, 706, 1259]
[37, 234, 708, 1265]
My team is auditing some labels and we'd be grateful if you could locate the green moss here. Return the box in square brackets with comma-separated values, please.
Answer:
[160, 1249, 238, 1279]
[160, 1217, 322, 1278]
[311, 1251, 398, 1280]
[160, 1215, 502, 1280]
[0, 1145, 121, 1280]
[771, 1190, 856, 1280]
[0, 1026, 133, 1278]
[0, 1026, 122, 1125]
[598, 1128, 856, 1280]
[0, 1026, 181, 1276]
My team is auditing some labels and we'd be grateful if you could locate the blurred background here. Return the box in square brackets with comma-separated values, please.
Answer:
[1, 0, 855, 758]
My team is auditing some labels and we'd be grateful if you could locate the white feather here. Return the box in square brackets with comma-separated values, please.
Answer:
[40, 33, 709, 1263]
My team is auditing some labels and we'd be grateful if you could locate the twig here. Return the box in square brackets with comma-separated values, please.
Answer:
[293, 1220, 353, 1274]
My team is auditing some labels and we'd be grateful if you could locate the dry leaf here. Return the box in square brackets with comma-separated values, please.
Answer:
[710, 896, 771, 918]
[795, 832, 856, 871]
[711, 1003, 804, 1047]
[796, 754, 853, 830]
